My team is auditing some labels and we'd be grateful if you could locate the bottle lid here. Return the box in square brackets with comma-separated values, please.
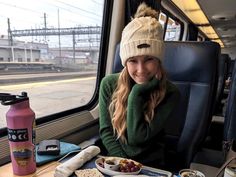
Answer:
[0, 92, 29, 105]
[225, 164, 236, 176]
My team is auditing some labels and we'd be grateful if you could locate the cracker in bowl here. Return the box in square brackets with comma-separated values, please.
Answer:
[75, 168, 104, 177]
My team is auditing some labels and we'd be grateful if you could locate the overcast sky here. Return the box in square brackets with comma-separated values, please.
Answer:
[0, 0, 104, 35]
[0, 0, 104, 47]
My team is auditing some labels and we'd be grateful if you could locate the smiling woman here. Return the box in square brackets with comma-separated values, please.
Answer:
[99, 2, 180, 169]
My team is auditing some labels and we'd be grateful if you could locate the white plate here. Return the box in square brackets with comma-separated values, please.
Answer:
[95, 157, 142, 176]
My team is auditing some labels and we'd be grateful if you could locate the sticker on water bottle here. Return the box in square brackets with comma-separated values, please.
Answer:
[13, 147, 32, 166]
[8, 128, 29, 142]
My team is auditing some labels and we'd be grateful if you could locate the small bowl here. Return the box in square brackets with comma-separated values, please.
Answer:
[104, 158, 120, 171]
[179, 169, 205, 177]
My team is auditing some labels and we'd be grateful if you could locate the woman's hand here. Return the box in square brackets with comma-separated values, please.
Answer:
[131, 77, 160, 95]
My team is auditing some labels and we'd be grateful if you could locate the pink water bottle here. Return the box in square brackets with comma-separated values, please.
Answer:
[0, 92, 36, 175]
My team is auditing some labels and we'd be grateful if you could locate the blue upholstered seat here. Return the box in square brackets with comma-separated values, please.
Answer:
[162, 41, 220, 170]
[224, 60, 236, 142]
[214, 54, 230, 115]
[192, 58, 236, 169]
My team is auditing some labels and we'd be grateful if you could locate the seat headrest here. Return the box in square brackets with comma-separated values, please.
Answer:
[224, 60, 236, 140]
[229, 60, 235, 76]
[220, 54, 230, 67]
[221, 53, 229, 60]
[163, 41, 220, 83]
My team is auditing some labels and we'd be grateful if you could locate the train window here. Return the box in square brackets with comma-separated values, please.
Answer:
[164, 17, 181, 41]
[158, 12, 167, 29]
[0, 0, 105, 129]
[197, 35, 203, 41]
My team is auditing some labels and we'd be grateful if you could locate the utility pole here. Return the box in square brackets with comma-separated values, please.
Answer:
[44, 13, 47, 43]
[58, 9, 62, 65]
[72, 31, 75, 63]
[7, 18, 14, 62]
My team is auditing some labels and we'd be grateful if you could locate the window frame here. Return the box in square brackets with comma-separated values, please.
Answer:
[0, 0, 114, 136]
[160, 6, 184, 41]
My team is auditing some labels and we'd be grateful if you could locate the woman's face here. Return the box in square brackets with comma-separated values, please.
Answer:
[126, 55, 161, 84]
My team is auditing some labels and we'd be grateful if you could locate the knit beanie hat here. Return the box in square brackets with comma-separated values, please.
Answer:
[120, 3, 164, 66]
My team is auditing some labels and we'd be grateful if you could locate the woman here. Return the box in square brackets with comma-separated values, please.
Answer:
[99, 3, 180, 167]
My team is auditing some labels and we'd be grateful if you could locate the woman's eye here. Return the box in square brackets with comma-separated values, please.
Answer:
[128, 59, 137, 63]
[145, 58, 154, 62]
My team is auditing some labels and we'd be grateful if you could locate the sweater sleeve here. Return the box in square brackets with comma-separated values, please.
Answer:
[99, 75, 127, 157]
[126, 80, 180, 145]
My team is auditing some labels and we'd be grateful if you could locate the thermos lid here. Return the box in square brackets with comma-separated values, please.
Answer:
[179, 169, 205, 177]
[225, 164, 236, 176]
[0, 92, 28, 105]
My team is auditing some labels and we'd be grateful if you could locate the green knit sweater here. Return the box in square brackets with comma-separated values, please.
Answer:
[99, 73, 180, 165]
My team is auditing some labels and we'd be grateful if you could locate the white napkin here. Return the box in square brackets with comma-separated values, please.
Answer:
[54, 145, 100, 177]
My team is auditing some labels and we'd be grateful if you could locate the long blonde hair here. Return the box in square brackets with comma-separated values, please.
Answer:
[109, 61, 167, 143]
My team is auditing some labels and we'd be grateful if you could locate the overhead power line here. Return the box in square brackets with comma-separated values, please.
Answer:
[54, 0, 101, 17]
[0, 1, 41, 14]
[10, 26, 102, 37]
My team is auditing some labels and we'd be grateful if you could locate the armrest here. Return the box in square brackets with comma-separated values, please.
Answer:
[190, 163, 219, 177]
[192, 148, 224, 168]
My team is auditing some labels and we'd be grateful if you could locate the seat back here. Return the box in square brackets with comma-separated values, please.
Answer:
[162, 41, 220, 169]
[214, 54, 230, 114]
[224, 55, 231, 80]
[228, 59, 235, 78]
[224, 60, 236, 141]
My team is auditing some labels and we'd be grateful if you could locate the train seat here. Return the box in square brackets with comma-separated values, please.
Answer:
[203, 54, 231, 152]
[162, 41, 220, 170]
[191, 57, 236, 174]
[214, 54, 230, 115]
[223, 60, 236, 143]
[228, 59, 235, 78]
